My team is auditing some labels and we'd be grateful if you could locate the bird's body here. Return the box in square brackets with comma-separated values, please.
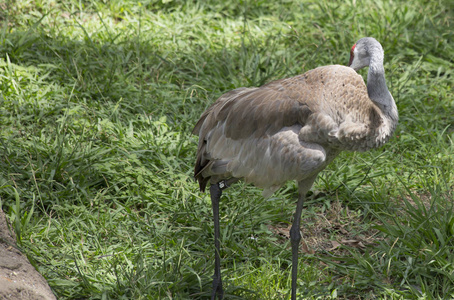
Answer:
[193, 37, 398, 299]
[194, 65, 397, 197]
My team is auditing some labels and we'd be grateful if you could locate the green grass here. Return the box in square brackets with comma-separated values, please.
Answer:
[0, 0, 453, 299]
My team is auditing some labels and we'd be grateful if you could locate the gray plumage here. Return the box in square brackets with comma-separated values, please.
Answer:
[193, 37, 398, 300]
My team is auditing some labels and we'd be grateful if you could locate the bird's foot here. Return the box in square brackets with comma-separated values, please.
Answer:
[211, 276, 224, 300]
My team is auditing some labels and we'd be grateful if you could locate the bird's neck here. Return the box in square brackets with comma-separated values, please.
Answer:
[366, 58, 399, 144]
[367, 59, 398, 124]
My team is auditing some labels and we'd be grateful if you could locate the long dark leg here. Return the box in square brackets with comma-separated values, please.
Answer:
[210, 183, 224, 300]
[289, 178, 316, 300]
[289, 194, 305, 300]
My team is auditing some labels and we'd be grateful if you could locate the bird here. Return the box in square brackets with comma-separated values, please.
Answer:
[192, 37, 398, 300]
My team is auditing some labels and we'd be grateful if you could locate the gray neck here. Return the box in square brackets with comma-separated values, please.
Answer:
[367, 55, 398, 124]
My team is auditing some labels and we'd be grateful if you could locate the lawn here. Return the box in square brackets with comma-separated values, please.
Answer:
[0, 0, 453, 299]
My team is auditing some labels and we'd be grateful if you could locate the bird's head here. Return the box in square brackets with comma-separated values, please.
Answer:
[348, 37, 383, 71]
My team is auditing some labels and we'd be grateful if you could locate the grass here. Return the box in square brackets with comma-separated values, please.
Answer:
[0, 0, 453, 299]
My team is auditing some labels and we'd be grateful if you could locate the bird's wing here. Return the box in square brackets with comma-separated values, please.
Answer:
[192, 78, 314, 190]
[193, 78, 313, 141]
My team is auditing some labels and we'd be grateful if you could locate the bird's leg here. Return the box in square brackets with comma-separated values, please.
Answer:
[210, 183, 224, 300]
[209, 179, 238, 299]
[289, 193, 305, 300]
[289, 178, 316, 300]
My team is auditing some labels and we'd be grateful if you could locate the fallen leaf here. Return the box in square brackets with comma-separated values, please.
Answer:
[327, 240, 341, 251]
[341, 239, 366, 248]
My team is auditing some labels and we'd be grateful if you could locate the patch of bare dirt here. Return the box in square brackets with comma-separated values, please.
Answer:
[0, 208, 56, 300]
[269, 198, 381, 255]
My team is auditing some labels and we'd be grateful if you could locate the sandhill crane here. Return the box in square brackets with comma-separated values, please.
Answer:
[192, 37, 398, 300]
